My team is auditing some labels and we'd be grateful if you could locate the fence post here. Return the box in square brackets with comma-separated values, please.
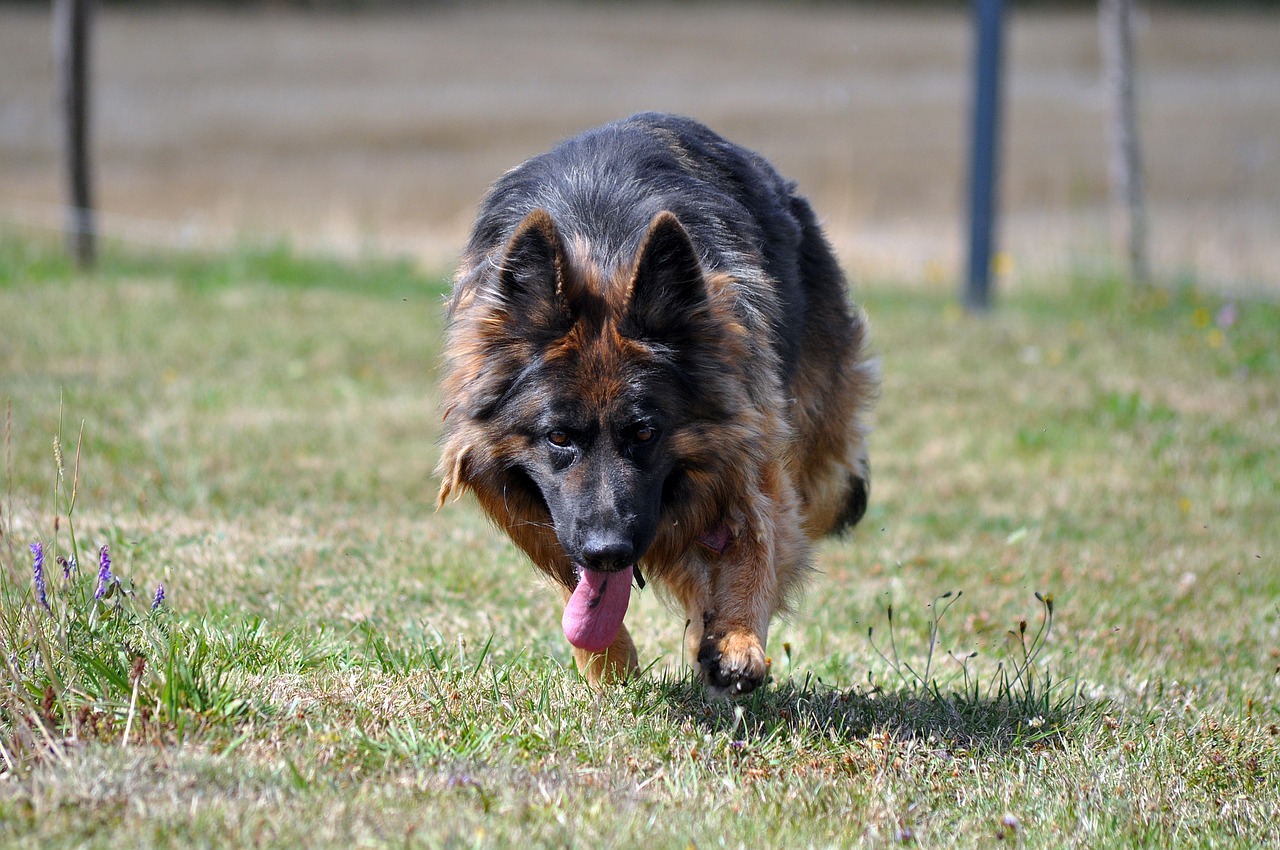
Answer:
[964, 0, 1005, 312]
[54, 0, 96, 268]
[1099, 0, 1149, 285]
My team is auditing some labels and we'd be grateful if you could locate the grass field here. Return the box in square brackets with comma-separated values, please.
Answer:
[1, 236, 1278, 848]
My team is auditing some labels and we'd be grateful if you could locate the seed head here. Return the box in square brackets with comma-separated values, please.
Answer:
[53, 436, 65, 481]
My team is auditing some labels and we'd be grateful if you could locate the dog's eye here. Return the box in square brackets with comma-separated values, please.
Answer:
[547, 430, 571, 448]
[633, 426, 656, 444]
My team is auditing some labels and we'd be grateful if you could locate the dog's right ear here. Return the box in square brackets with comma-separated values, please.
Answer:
[495, 209, 573, 338]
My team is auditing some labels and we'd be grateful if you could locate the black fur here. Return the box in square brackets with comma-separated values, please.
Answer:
[458, 112, 811, 378]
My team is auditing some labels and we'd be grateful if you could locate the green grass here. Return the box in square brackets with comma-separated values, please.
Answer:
[2, 234, 1278, 848]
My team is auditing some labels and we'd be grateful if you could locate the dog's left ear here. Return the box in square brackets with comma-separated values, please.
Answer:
[621, 212, 711, 343]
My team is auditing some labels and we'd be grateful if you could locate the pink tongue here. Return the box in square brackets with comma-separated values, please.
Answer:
[561, 565, 633, 653]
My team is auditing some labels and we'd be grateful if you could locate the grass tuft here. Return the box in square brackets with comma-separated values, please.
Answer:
[1, 414, 254, 770]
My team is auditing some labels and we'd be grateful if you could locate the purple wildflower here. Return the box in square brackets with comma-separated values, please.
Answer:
[1216, 302, 1238, 330]
[94, 544, 113, 601]
[57, 555, 77, 580]
[152, 582, 166, 611]
[30, 542, 50, 611]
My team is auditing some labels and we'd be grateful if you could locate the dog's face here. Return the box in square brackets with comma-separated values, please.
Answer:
[515, 369, 673, 573]
[460, 208, 738, 573]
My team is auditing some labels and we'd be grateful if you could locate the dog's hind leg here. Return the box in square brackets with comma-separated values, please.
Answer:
[661, 554, 714, 676]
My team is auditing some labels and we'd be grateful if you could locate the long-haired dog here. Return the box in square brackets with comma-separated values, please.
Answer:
[438, 113, 876, 696]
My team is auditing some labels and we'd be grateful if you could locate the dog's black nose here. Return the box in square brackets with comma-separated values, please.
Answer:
[580, 533, 635, 571]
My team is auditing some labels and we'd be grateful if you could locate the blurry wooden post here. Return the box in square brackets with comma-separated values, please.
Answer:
[54, 0, 96, 267]
[1100, 0, 1149, 285]
[964, 0, 1005, 312]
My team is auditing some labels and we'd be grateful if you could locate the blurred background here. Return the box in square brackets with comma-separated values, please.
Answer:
[3, 1, 1278, 291]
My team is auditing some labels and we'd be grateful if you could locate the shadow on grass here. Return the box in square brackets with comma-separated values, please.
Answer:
[653, 592, 1087, 752]
[654, 673, 1085, 753]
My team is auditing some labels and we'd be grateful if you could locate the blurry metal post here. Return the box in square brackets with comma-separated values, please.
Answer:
[1100, 0, 1149, 285]
[53, 0, 96, 267]
[964, 0, 1005, 312]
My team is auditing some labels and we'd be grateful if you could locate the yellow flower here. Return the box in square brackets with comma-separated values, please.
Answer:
[992, 251, 1015, 278]
[924, 260, 946, 286]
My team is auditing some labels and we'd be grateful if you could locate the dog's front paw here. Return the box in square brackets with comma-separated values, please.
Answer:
[697, 631, 767, 697]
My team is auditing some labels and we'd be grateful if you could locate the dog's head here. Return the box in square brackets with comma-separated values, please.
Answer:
[439, 208, 748, 575]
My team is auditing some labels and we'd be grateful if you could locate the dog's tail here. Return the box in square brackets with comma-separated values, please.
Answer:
[829, 447, 870, 536]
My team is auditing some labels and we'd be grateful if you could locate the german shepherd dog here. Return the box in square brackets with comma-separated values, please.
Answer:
[438, 113, 876, 696]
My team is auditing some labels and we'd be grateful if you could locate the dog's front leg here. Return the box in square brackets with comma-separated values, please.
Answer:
[697, 462, 807, 697]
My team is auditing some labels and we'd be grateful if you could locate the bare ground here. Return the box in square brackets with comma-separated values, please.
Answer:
[2, 4, 1278, 289]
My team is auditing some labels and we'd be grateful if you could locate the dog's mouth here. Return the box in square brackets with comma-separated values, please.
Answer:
[561, 563, 640, 653]
[561, 523, 725, 655]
